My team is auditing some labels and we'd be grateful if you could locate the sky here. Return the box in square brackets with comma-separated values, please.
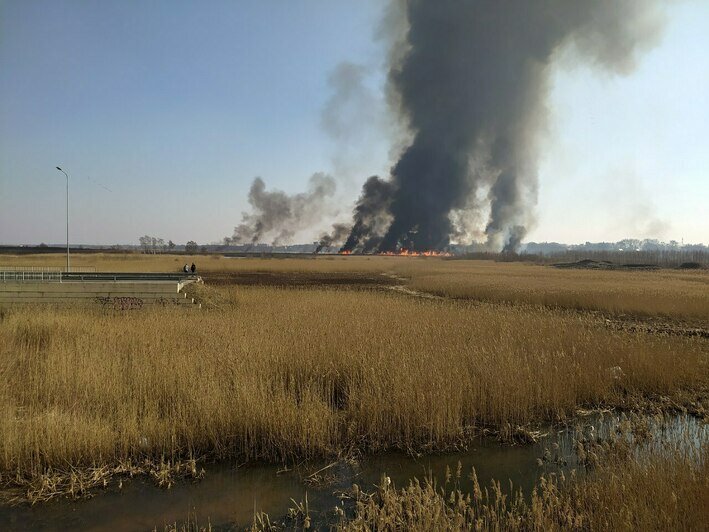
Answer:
[0, 0, 707, 246]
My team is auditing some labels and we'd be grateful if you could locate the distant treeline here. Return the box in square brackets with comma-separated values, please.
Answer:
[522, 239, 706, 254]
[534, 249, 706, 267]
[519, 239, 708, 267]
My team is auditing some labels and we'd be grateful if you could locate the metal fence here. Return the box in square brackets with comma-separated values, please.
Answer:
[1, 270, 194, 283]
[0, 266, 97, 283]
[1, 271, 63, 282]
[0, 266, 97, 272]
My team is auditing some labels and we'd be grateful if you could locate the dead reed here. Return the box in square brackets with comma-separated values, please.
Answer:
[4, 253, 706, 320]
[178, 415, 709, 531]
[401, 260, 709, 322]
[332, 413, 709, 532]
[332, 445, 708, 531]
[1, 286, 705, 497]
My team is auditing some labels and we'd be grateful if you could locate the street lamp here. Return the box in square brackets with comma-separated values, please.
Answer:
[55, 167, 70, 272]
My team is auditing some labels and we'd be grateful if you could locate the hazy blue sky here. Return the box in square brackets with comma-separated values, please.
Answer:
[1, 1, 707, 246]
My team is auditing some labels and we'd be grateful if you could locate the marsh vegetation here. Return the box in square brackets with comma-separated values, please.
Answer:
[335, 436, 708, 532]
[0, 254, 706, 528]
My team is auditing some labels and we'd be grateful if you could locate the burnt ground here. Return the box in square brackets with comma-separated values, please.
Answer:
[203, 270, 403, 288]
[553, 259, 662, 271]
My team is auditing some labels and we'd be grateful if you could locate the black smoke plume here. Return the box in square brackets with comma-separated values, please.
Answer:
[340, 176, 395, 253]
[342, 0, 664, 252]
[226, 173, 336, 246]
[314, 223, 350, 253]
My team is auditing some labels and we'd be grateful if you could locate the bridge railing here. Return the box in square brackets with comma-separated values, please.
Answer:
[0, 266, 97, 283]
[1, 271, 63, 282]
[1, 270, 195, 283]
[0, 266, 97, 273]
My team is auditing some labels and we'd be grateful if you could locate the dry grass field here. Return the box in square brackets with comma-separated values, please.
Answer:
[0, 253, 707, 509]
[404, 260, 709, 322]
[3, 252, 707, 319]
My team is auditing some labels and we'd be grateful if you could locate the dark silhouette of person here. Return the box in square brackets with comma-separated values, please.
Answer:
[190, 263, 196, 274]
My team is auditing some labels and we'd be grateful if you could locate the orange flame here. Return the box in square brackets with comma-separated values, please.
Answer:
[379, 249, 451, 257]
[338, 249, 450, 257]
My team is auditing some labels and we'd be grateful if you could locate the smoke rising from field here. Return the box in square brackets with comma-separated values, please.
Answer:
[315, 223, 351, 253]
[226, 173, 336, 246]
[341, 0, 665, 253]
[226, 63, 384, 249]
[341, 176, 395, 253]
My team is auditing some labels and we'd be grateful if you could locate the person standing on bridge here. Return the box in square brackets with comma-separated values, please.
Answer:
[183, 264, 189, 273]
[190, 263, 196, 274]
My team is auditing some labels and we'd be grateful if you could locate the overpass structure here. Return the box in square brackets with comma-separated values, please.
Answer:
[0, 269, 201, 308]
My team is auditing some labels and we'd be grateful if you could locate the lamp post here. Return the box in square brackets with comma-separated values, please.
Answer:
[55, 167, 70, 272]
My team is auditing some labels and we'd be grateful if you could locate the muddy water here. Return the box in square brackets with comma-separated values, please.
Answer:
[2, 414, 705, 531]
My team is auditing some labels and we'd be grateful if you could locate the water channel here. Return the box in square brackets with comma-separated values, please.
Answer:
[2, 414, 705, 531]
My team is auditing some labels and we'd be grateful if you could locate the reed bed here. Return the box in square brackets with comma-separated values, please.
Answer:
[1, 287, 705, 488]
[3, 253, 707, 320]
[401, 260, 709, 321]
